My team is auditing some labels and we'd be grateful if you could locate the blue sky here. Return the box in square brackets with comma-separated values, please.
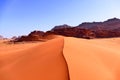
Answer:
[0, 0, 120, 38]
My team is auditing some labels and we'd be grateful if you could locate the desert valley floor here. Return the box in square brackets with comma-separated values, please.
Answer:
[0, 36, 120, 80]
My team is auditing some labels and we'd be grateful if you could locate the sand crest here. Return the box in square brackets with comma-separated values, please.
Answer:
[0, 36, 120, 80]
[0, 38, 69, 80]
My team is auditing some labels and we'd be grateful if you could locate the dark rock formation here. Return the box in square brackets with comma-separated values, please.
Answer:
[77, 18, 120, 31]
[15, 18, 120, 42]
[46, 27, 96, 39]
[51, 24, 71, 31]
[76, 18, 120, 38]
[93, 30, 120, 38]
[15, 31, 45, 42]
[28, 30, 44, 37]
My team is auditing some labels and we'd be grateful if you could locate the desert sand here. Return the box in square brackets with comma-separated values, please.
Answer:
[64, 37, 120, 80]
[0, 36, 120, 80]
[0, 38, 69, 80]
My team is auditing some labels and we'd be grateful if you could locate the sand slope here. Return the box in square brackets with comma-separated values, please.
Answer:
[0, 36, 120, 80]
[63, 37, 120, 80]
[0, 38, 69, 80]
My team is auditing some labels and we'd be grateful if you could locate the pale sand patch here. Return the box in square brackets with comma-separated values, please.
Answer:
[63, 37, 120, 80]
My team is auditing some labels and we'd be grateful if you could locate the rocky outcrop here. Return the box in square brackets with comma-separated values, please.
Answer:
[93, 30, 120, 38]
[51, 24, 71, 31]
[46, 27, 96, 39]
[15, 18, 120, 42]
[15, 31, 45, 42]
[77, 18, 120, 31]
[76, 18, 120, 38]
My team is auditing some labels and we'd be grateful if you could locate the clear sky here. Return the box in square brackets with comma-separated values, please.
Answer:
[0, 0, 120, 38]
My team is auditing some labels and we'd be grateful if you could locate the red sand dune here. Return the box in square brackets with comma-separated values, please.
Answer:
[63, 37, 120, 80]
[0, 38, 69, 80]
[0, 37, 120, 80]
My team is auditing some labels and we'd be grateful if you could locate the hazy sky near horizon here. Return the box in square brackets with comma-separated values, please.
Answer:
[0, 0, 120, 37]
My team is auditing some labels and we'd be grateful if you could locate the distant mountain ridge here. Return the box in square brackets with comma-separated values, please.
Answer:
[77, 18, 120, 31]
[51, 24, 72, 31]
[0, 35, 4, 40]
[15, 18, 120, 41]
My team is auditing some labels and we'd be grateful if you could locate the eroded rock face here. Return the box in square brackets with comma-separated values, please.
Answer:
[15, 18, 120, 42]
[15, 31, 45, 42]
[76, 18, 120, 38]
[28, 30, 44, 37]
[77, 18, 120, 31]
[51, 24, 71, 31]
[94, 30, 120, 38]
[46, 27, 96, 39]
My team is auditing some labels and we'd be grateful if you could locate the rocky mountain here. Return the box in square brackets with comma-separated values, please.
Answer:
[77, 18, 120, 31]
[15, 18, 120, 42]
[51, 24, 71, 31]
[15, 30, 45, 42]
[49, 18, 120, 38]
[47, 27, 95, 39]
